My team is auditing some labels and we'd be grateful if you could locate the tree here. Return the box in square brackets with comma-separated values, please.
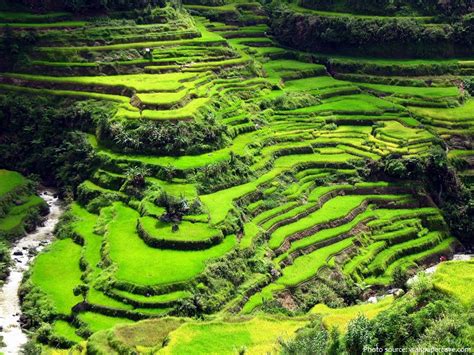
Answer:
[125, 166, 150, 188]
[392, 266, 409, 290]
[345, 315, 377, 354]
[73, 284, 89, 302]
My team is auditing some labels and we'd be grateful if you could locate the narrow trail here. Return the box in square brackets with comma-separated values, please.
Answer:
[0, 190, 64, 355]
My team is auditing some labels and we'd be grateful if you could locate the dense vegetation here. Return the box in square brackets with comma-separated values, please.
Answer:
[0, 0, 472, 353]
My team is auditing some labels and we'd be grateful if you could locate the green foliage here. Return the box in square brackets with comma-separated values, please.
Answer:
[260, 92, 321, 111]
[392, 266, 409, 290]
[280, 320, 329, 355]
[270, 4, 473, 58]
[16, 0, 166, 13]
[196, 153, 254, 194]
[0, 241, 10, 281]
[345, 314, 377, 354]
[99, 114, 229, 156]
[0, 94, 99, 193]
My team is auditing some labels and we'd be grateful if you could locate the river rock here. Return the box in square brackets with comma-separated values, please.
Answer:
[368, 296, 378, 304]
[13, 250, 23, 256]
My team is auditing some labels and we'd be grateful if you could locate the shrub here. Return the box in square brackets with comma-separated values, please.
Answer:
[281, 320, 329, 355]
[345, 315, 377, 354]
[260, 92, 321, 111]
[409, 272, 433, 296]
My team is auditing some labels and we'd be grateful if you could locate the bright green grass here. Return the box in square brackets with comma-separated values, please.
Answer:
[0, 169, 26, 197]
[240, 221, 262, 249]
[359, 83, 460, 98]
[284, 76, 352, 92]
[370, 237, 456, 285]
[87, 288, 133, 310]
[268, 194, 405, 250]
[0, 195, 44, 232]
[343, 240, 386, 276]
[89, 130, 258, 171]
[161, 316, 308, 355]
[243, 237, 354, 313]
[433, 260, 474, 307]
[201, 168, 281, 225]
[147, 178, 197, 198]
[139, 217, 221, 242]
[112, 289, 191, 304]
[120, 97, 210, 120]
[290, 94, 403, 114]
[31, 239, 82, 315]
[106, 203, 235, 286]
[409, 99, 474, 123]
[310, 296, 394, 331]
[4, 72, 198, 93]
[52, 321, 83, 343]
[367, 231, 444, 274]
[78, 312, 133, 333]
[377, 121, 434, 143]
[275, 209, 376, 264]
[252, 201, 299, 225]
[276, 237, 354, 286]
[37, 21, 224, 52]
[137, 90, 190, 106]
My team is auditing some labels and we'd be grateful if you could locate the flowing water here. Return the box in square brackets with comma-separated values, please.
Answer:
[0, 190, 64, 355]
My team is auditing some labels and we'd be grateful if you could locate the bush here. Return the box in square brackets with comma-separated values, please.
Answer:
[260, 92, 321, 111]
[0, 95, 100, 194]
[195, 153, 254, 194]
[345, 315, 377, 354]
[281, 320, 329, 354]
[99, 114, 229, 156]
[409, 272, 433, 296]
[269, 4, 473, 58]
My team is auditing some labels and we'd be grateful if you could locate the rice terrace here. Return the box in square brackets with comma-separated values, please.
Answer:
[0, 0, 473, 353]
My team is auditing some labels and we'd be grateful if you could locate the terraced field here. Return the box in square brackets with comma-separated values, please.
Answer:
[0, 0, 472, 352]
[0, 170, 47, 243]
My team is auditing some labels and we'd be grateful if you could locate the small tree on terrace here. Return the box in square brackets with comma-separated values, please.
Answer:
[73, 284, 89, 303]
[125, 166, 150, 188]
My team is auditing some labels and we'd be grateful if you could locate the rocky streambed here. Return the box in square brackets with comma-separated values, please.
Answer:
[0, 190, 64, 355]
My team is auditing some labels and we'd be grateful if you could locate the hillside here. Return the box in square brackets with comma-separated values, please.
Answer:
[0, 0, 472, 353]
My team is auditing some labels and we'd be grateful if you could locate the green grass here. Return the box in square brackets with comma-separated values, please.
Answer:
[289, 94, 403, 115]
[78, 312, 134, 333]
[359, 83, 460, 98]
[112, 289, 191, 304]
[52, 321, 83, 343]
[277, 237, 354, 286]
[284, 76, 352, 92]
[268, 194, 405, 250]
[4, 72, 198, 93]
[0, 195, 44, 232]
[112, 318, 184, 349]
[367, 231, 445, 275]
[161, 316, 308, 355]
[106, 203, 235, 286]
[31, 239, 83, 315]
[139, 217, 221, 243]
[433, 260, 474, 307]
[310, 296, 394, 331]
[0, 169, 26, 197]
[409, 99, 474, 123]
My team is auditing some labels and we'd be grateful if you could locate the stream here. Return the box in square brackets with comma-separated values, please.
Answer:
[0, 190, 64, 355]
